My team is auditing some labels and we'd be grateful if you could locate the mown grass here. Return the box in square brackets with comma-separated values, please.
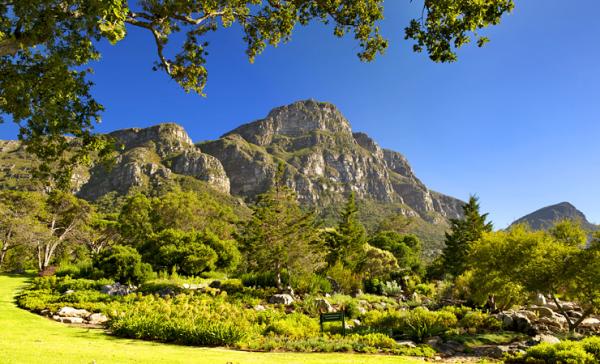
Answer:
[0, 275, 424, 364]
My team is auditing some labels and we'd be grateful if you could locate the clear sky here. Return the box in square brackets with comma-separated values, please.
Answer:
[1, 1, 599, 228]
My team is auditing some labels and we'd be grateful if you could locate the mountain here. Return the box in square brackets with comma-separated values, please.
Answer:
[510, 202, 598, 231]
[200, 100, 464, 223]
[0, 100, 465, 252]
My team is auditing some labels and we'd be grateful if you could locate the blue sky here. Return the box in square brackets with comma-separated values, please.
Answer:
[2, 1, 599, 228]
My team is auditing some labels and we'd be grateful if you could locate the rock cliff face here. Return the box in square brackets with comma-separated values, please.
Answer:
[0, 100, 464, 223]
[201, 99, 464, 222]
[78, 123, 230, 199]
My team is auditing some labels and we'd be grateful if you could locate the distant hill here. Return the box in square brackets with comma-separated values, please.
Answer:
[510, 202, 598, 231]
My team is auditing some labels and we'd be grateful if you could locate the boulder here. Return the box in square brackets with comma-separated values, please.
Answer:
[535, 293, 547, 306]
[513, 312, 534, 333]
[533, 306, 555, 318]
[532, 334, 561, 345]
[61, 317, 84, 324]
[87, 313, 109, 325]
[101, 283, 136, 296]
[57, 307, 90, 318]
[396, 340, 417, 348]
[581, 318, 600, 329]
[269, 294, 294, 305]
[314, 298, 334, 313]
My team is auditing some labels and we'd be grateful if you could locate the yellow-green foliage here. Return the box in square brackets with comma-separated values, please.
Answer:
[506, 338, 600, 364]
[264, 313, 320, 339]
[363, 307, 458, 342]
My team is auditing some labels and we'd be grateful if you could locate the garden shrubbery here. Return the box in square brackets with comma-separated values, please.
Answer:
[506, 337, 600, 364]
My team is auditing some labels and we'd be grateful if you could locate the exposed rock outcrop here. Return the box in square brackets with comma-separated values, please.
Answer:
[202, 99, 464, 221]
[78, 123, 230, 199]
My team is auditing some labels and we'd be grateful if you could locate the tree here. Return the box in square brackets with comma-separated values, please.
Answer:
[37, 191, 91, 271]
[118, 193, 154, 247]
[80, 212, 120, 255]
[369, 231, 423, 274]
[441, 195, 493, 277]
[325, 192, 368, 269]
[94, 245, 153, 284]
[467, 221, 600, 331]
[0, 191, 45, 269]
[1, 1, 515, 182]
[143, 229, 240, 275]
[239, 163, 324, 289]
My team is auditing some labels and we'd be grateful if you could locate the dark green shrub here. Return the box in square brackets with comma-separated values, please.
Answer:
[219, 279, 244, 294]
[94, 245, 153, 284]
[364, 278, 383, 295]
[240, 272, 289, 288]
[143, 229, 239, 276]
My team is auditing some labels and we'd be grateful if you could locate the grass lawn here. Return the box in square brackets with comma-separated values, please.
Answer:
[0, 275, 424, 364]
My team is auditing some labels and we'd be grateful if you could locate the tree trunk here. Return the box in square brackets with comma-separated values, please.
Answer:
[551, 293, 592, 332]
[0, 242, 8, 269]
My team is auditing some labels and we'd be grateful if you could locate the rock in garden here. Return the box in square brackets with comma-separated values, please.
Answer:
[101, 282, 136, 296]
[395, 340, 416, 348]
[61, 317, 84, 324]
[253, 305, 266, 311]
[533, 306, 555, 318]
[581, 318, 600, 328]
[269, 294, 294, 305]
[532, 334, 560, 344]
[314, 298, 333, 313]
[58, 307, 90, 318]
[87, 313, 109, 325]
[535, 293, 547, 306]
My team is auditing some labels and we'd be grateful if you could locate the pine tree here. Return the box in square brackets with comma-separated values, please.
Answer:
[442, 195, 493, 277]
[325, 192, 368, 270]
[239, 163, 324, 289]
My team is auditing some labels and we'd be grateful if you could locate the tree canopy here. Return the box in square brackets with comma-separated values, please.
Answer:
[0, 0, 515, 184]
[466, 221, 600, 331]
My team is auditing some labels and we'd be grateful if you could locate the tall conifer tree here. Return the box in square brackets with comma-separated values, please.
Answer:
[239, 163, 324, 289]
[442, 195, 493, 277]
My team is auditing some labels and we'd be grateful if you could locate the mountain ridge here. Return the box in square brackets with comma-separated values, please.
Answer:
[510, 202, 598, 231]
[0, 99, 465, 227]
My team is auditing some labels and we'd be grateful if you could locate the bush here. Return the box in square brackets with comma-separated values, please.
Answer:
[264, 313, 320, 339]
[381, 281, 403, 297]
[239, 333, 436, 356]
[240, 271, 289, 288]
[363, 307, 458, 342]
[506, 341, 596, 364]
[218, 279, 244, 294]
[326, 261, 362, 294]
[108, 294, 252, 346]
[291, 274, 332, 295]
[94, 245, 153, 284]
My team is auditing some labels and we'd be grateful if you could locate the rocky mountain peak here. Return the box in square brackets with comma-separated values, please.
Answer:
[110, 123, 193, 158]
[511, 202, 597, 231]
[223, 99, 353, 146]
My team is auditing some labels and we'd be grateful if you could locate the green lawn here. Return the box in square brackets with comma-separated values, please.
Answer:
[0, 275, 424, 364]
